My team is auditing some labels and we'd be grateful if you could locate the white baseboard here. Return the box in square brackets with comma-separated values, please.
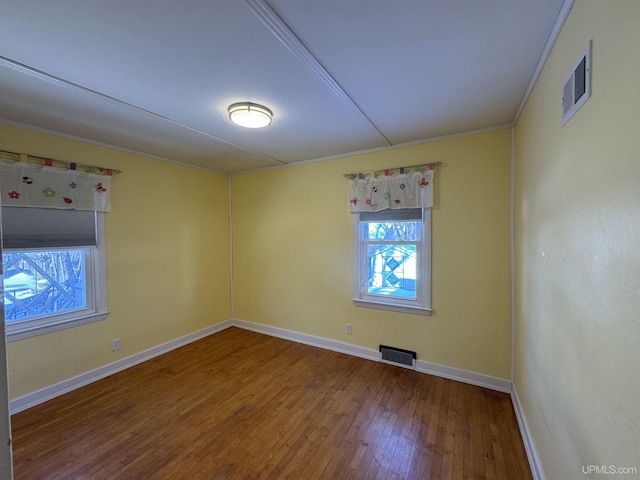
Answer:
[415, 359, 512, 393]
[231, 318, 379, 362]
[9, 320, 233, 414]
[231, 318, 512, 393]
[511, 385, 546, 480]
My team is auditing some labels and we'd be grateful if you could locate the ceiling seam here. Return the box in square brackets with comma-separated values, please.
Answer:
[242, 0, 391, 146]
[0, 56, 286, 167]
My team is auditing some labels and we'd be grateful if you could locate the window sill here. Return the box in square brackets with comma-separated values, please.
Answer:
[6, 311, 110, 342]
[352, 299, 432, 316]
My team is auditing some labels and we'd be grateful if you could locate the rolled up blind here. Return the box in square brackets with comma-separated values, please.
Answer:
[1, 206, 96, 249]
[359, 208, 423, 223]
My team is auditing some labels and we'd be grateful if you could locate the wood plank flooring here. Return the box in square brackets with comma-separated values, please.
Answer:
[11, 327, 532, 479]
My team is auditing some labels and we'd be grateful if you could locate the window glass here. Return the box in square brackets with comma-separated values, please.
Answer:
[365, 243, 417, 300]
[364, 221, 420, 241]
[363, 220, 420, 301]
[3, 249, 88, 322]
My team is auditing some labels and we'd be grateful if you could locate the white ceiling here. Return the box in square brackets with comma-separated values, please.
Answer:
[0, 0, 567, 174]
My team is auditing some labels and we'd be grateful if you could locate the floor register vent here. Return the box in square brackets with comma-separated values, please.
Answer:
[379, 345, 417, 370]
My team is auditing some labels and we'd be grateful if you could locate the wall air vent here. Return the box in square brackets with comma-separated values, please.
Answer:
[379, 345, 417, 370]
[562, 40, 592, 126]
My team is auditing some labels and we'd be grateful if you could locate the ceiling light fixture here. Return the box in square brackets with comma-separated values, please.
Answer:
[228, 102, 273, 128]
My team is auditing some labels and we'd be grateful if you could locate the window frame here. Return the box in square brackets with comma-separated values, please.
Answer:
[353, 208, 432, 316]
[4, 212, 108, 342]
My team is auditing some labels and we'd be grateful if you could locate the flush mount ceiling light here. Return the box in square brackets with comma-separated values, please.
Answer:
[228, 102, 273, 128]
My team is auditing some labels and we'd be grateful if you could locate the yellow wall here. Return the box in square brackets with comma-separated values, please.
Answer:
[0, 125, 511, 399]
[0, 124, 231, 398]
[232, 129, 512, 378]
[514, 1, 640, 478]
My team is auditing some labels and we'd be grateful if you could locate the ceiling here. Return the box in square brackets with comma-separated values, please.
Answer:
[0, 0, 567, 174]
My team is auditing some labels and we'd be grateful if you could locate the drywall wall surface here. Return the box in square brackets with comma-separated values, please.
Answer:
[514, 1, 640, 478]
[0, 124, 231, 398]
[232, 129, 512, 379]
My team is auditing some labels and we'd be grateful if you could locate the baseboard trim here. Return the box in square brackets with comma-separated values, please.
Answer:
[511, 385, 546, 480]
[231, 318, 512, 393]
[9, 320, 233, 414]
[231, 318, 379, 362]
[415, 359, 512, 393]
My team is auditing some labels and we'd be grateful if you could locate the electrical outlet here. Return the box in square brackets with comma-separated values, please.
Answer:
[111, 338, 121, 352]
[346, 323, 352, 335]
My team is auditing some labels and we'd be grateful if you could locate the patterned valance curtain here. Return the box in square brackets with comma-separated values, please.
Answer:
[348, 170, 434, 213]
[0, 160, 111, 212]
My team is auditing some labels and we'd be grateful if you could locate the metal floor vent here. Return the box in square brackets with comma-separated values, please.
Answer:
[379, 345, 417, 370]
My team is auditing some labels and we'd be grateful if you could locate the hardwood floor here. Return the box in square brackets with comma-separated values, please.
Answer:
[11, 327, 532, 479]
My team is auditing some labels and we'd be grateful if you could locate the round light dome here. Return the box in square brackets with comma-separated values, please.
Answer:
[228, 102, 273, 128]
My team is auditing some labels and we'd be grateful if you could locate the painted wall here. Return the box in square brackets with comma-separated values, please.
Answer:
[232, 129, 512, 379]
[0, 124, 231, 398]
[514, 2, 640, 478]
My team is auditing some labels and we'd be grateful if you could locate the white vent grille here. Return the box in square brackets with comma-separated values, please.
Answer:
[562, 40, 592, 126]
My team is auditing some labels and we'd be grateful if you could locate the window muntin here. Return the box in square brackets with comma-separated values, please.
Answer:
[354, 209, 431, 315]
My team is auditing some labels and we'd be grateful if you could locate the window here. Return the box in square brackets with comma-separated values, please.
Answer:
[2, 207, 108, 341]
[353, 208, 431, 315]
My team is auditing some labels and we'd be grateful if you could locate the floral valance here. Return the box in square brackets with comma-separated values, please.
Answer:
[348, 170, 434, 213]
[0, 160, 111, 212]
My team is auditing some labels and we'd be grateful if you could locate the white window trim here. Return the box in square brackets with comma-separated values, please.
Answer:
[5, 212, 109, 342]
[352, 209, 432, 316]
